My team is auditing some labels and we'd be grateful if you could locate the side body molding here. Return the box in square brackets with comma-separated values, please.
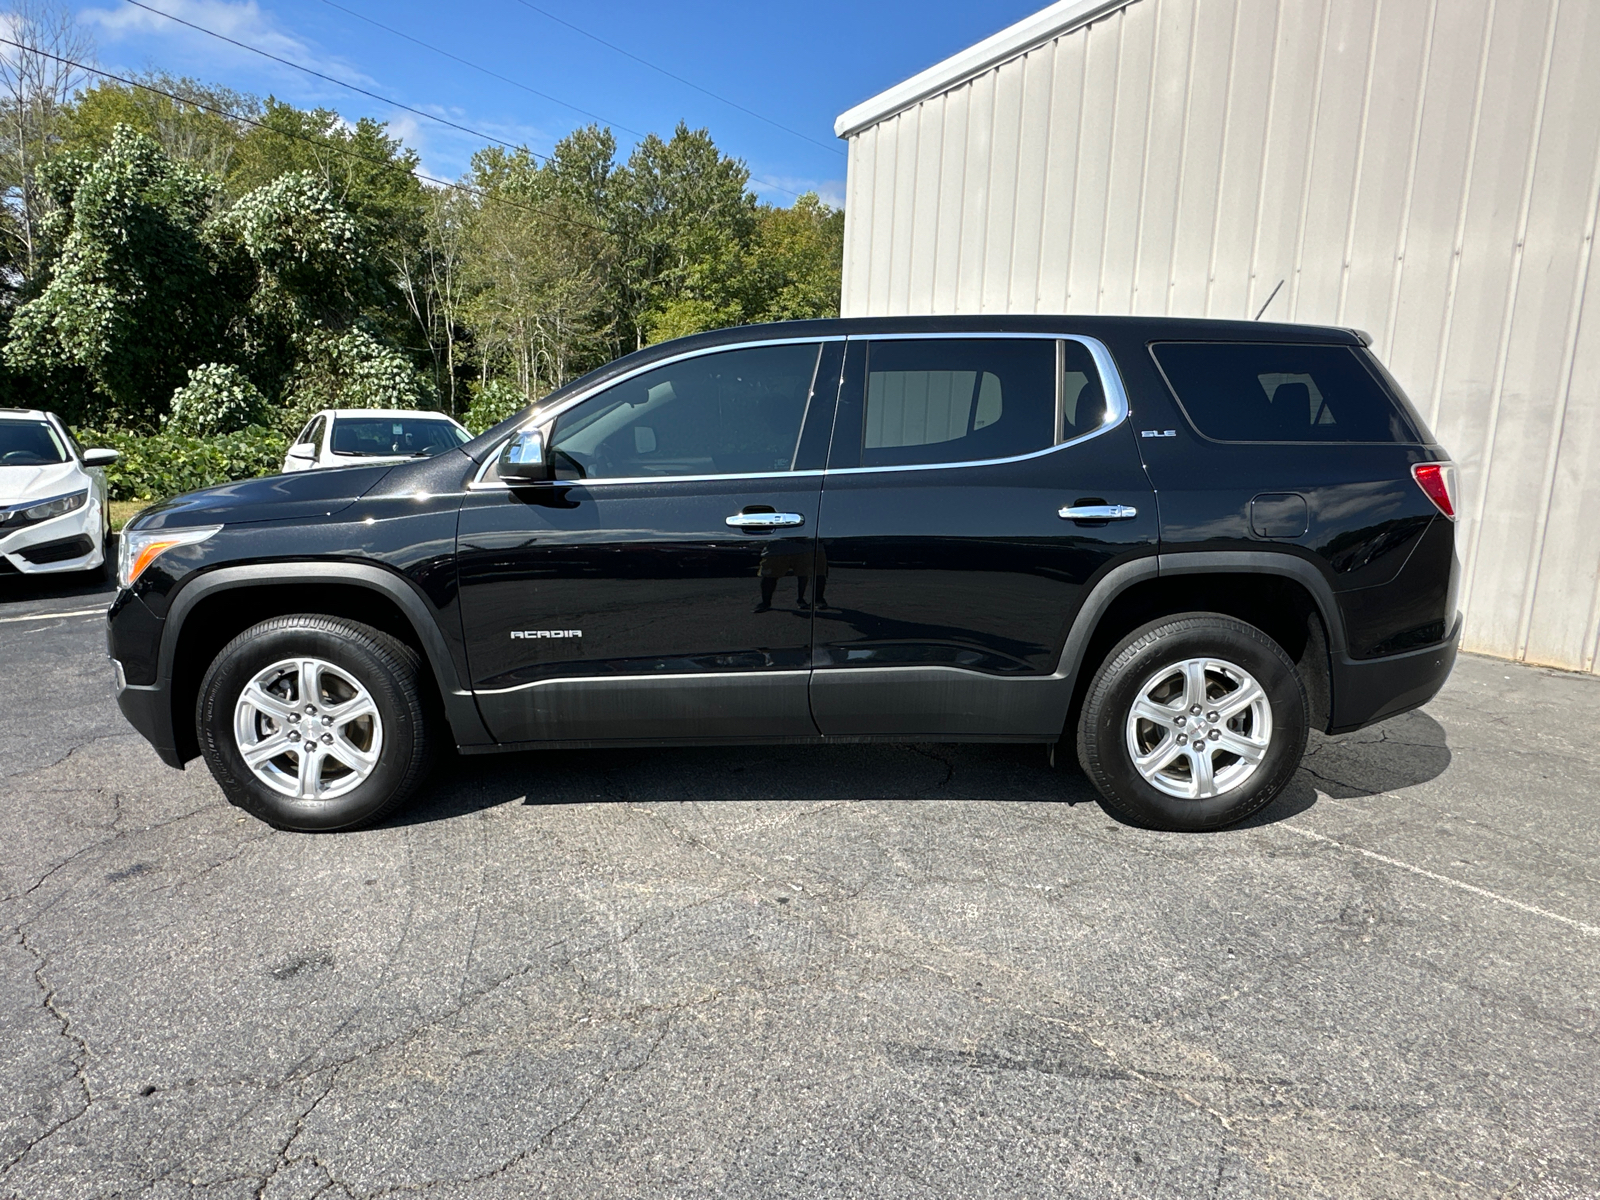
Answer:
[162, 562, 492, 746]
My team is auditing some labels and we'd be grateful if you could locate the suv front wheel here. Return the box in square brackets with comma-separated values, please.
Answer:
[196, 615, 434, 831]
[1076, 614, 1308, 831]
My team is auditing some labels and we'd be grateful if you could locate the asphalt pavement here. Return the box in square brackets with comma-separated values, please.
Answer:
[2, 572, 1597, 1200]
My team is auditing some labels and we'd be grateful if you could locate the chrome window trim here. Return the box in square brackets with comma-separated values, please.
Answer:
[828, 331, 1131, 476]
[469, 330, 1130, 487]
[472, 335, 842, 486]
[467, 468, 825, 492]
[1055, 338, 1066, 445]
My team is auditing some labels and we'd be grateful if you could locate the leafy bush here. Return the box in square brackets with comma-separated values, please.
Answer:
[75, 424, 289, 502]
[166, 363, 267, 436]
[465, 377, 527, 434]
[282, 328, 434, 435]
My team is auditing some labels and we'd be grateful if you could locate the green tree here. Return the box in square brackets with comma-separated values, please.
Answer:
[609, 123, 757, 348]
[3, 125, 222, 427]
[0, 0, 94, 282]
[462, 144, 613, 399]
[60, 75, 256, 185]
[395, 185, 472, 416]
[744, 192, 844, 323]
[214, 169, 362, 326]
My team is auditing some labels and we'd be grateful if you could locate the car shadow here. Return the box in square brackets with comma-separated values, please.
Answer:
[0, 529, 116, 607]
[386, 707, 1452, 831]
[387, 740, 1101, 828]
[0, 568, 116, 606]
[1230, 707, 1453, 831]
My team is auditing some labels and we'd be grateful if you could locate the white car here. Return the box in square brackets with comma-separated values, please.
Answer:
[0, 409, 118, 577]
[282, 409, 472, 472]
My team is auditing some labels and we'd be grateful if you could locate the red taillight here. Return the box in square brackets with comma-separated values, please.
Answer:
[1412, 462, 1457, 519]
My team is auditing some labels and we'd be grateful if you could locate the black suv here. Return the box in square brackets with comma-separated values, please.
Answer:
[109, 316, 1460, 832]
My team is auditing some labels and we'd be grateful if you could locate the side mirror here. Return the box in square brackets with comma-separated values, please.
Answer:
[285, 443, 315, 461]
[499, 427, 553, 483]
[82, 448, 118, 467]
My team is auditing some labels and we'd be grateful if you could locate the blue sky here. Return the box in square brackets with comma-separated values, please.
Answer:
[70, 0, 1046, 207]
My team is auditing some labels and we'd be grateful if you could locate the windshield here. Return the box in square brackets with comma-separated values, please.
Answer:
[329, 417, 469, 458]
[0, 419, 69, 466]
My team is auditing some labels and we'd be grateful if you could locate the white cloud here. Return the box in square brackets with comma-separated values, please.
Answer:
[751, 173, 847, 210]
[82, 0, 373, 87]
[378, 110, 554, 185]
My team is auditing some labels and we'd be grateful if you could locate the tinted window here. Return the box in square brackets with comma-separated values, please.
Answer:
[1058, 340, 1108, 441]
[548, 342, 821, 479]
[330, 417, 467, 458]
[860, 339, 1058, 467]
[1151, 342, 1418, 443]
[0, 419, 68, 465]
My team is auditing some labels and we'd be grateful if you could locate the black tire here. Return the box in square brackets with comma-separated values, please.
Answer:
[196, 615, 434, 831]
[1076, 613, 1308, 831]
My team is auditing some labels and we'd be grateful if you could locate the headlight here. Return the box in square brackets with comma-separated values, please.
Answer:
[17, 489, 87, 523]
[117, 525, 222, 589]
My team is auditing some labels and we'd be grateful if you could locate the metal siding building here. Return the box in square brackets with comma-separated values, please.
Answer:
[835, 0, 1600, 674]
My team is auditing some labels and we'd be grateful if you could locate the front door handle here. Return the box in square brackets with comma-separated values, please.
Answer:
[725, 511, 805, 530]
[1058, 504, 1139, 521]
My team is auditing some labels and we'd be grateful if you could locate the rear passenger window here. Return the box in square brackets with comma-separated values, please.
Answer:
[859, 338, 1063, 467]
[1150, 342, 1419, 443]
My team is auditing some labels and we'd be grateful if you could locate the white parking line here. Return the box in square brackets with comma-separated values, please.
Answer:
[0, 606, 107, 624]
[1282, 823, 1600, 937]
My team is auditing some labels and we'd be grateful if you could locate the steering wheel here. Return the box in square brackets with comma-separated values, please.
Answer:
[2, 451, 45, 465]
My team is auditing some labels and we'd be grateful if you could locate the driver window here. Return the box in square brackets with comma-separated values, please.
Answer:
[547, 342, 821, 480]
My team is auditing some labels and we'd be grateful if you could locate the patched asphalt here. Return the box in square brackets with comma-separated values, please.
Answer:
[2, 576, 1597, 1199]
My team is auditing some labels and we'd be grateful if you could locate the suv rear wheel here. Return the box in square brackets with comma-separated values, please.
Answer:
[196, 615, 433, 831]
[1076, 614, 1308, 831]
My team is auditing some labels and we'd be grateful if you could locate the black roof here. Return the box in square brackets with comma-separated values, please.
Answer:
[462, 313, 1366, 460]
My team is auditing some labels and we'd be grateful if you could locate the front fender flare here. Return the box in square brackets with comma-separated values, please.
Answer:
[162, 561, 492, 747]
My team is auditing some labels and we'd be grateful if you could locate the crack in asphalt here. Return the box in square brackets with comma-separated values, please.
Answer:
[1, 795, 218, 916]
[1, 927, 96, 1181]
[253, 1068, 341, 1200]
[0, 729, 140, 782]
[353, 1016, 679, 1199]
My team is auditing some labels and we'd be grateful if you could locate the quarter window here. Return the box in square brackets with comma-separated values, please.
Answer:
[547, 342, 822, 480]
[1150, 342, 1419, 443]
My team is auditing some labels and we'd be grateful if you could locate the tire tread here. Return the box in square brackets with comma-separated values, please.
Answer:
[1076, 613, 1307, 831]
[197, 614, 433, 831]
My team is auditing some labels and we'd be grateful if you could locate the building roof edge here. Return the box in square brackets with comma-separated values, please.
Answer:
[833, 0, 1141, 140]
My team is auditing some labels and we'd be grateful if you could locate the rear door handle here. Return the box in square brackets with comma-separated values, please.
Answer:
[725, 512, 805, 530]
[1059, 504, 1139, 521]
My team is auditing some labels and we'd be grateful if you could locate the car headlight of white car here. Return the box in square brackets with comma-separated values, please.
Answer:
[0, 488, 88, 531]
[117, 525, 222, 589]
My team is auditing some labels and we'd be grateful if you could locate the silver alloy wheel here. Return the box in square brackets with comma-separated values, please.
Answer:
[232, 657, 384, 800]
[1125, 656, 1272, 800]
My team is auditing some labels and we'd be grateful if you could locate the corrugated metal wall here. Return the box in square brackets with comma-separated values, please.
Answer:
[840, 0, 1600, 674]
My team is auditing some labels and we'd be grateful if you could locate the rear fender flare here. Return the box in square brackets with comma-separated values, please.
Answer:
[1153, 550, 1347, 655]
[1048, 551, 1344, 734]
